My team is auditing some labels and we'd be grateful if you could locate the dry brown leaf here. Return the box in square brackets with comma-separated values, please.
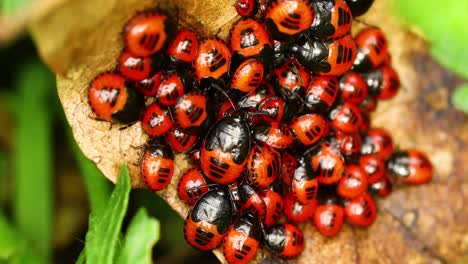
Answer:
[29, 0, 468, 263]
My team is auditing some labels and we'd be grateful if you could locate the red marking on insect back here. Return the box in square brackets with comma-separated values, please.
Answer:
[194, 38, 232, 81]
[166, 29, 199, 64]
[124, 11, 175, 56]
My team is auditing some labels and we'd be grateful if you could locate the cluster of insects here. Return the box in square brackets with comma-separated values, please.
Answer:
[87, 0, 434, 263]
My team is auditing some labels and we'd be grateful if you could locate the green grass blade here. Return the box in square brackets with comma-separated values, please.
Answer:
[75, 245, 86, 264]
[0, 213, 23, 260]
[0, 151, 6, 207]
[85, 164, 131, 264]
[13, 61, 54, 263]
[0, 214, 40, 263]
[69, 134, 111, 217]
[117, 208, 160, 264]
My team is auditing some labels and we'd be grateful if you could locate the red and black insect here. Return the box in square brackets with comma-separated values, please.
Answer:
[265, 0, 315, 41]
[237, 82, 275, 110]
[359, 95, 378, 113]
[230, 58, 265, 93]
[141, 102, 174, 137]
[369, 176, 392, 197]
[257, 96, 296, 124]
[235, 0, 258, 17]
[344, 192, 376, 227]
[272, 39, 290, 66]
[178, 167, 209, 205]
[386, 149, 433, 185]
[284, 192, 317, 223]
[313, 195, 344, 237]
[124, 11, 176, 56]
[166, 29, 199, 66]
[309, 142, 345, 185]
[291, 156, 319, 205]
[345, 0, 374, 17]
[88, 72, 144, 124]
[333, 130, 362, 157]
[339, 71, 369, 105]
[184, 189, 233, 251]
[337, 164, 368, 199]
[238, 181, 267, 220]
[156, 71, 194, 107]
[363, 65, 400, 100]
[118, 50, 152, 81]
[291, 34, 357, 76]
[264, 223, 305, 258]
[260, 189, 284, 227]
[352, 27, 388, 72]
[246, 144, 282, 189]
[165, 127, 199, 153]
[361, 128, 394, 159]
[253, 122, 294, 149]
[194, 38, 232, 81]
[304, 75, 339, 113]
[329, 101, 363, 134]
[172, 92, 214, 134]
[200, 114, 251, 184]
[229, 18, 273, 65]
[272, 59, 310, 102]
[309, 0, 353, 39]
[136, 71, 164, 96]
[289, 114, 329, 148]
[359, 154, 386, 184]
[280, 151, 298, 187]
[141, 139, 174, 191]
[222, 212, 261, 264]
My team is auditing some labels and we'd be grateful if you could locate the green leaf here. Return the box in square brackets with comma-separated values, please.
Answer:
[85, 164, 131, 264]
[8, 252, 39, 264]
[0, 214, 23, 260]
[0, 214, 41, 263]
[76, 249, 86, 264]
[69, 133, 111, 217]
[0, 151, 6, 206]
[13, 61, 54, 263]
[451, 83, 468, 113]
[394, 0, 468, 79]
[117, 208, 160, 264]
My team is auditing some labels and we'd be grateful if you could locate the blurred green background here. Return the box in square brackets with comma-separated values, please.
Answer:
[0, 0, 466, 263]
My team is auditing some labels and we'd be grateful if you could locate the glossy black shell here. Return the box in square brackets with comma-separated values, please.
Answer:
[264, 224, 286, 254]
[145, 138, 174, 159]
[232, 212, 262, 240]
[191, 189, 233, 234]
[204, 115, 251, 164]
[290, 36, 331, 73]
[345, 0, 374, 17]
[352, 47, 374, 72]
[111, 82, 145, 123]
[309, 0, 337, 38]
[386, 151, 411, 178]
[363, 68, 383, 96]
[293, 156, 316, 182]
